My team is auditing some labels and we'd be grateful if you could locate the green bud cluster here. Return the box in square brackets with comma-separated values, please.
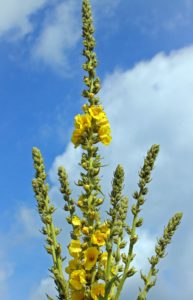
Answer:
[82, 0, 101, 106]
[114, 145, 161, 300]
[32, 148, 69, 300]
[105, 165, 129, 289]
[137, 212, 183, 300]
[58, 167, 75, 221]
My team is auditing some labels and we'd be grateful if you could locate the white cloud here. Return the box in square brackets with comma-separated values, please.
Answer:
[48, 45, 193, 299]
[0, 262, 13, 298]
[0, 0, 48, 38]
[0, 236, 14, 299]
[132, 230, 155, 271]
[32, 0, 81, 72]
[31, 0, 122, 72]
[17, 206, 41, 238]
[0, 0, 121, 71]
[29, 277, 56, 300]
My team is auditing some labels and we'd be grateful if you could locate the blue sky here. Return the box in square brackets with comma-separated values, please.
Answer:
[1, 0, 193, 299]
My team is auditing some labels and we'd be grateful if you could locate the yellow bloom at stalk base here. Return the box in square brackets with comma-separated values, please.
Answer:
[100, 252, 108, 268]
[69, 269, 87, 290]
[83, 247, 99, 270]
[69, 239, 82, 257]
[91, 230, 107, 246]
[72, 215, 81, 226]
[100, 222, 110, 237]
[65, 259, 78, 274]
[91, 283, 105, 300]
[71, 289, 85, 300]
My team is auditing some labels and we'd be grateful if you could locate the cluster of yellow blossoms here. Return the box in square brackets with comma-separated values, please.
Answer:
[71, 104, 112, 147]
[65, 217, 110, 300]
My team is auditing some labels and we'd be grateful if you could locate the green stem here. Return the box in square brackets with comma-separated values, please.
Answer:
[114, 214, 138, 300]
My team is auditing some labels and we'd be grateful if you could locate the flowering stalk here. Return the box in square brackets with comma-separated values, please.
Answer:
[63, 0, 112, 299]
[137, 212, 183, 300]
[114, 145, 160, 300]
[32, 148, 69, 300]
[106, 166, 128, 280]
[31, 0, 183, 299]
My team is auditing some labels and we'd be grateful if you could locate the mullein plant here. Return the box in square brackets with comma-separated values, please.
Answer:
[32, 0, 183, 299]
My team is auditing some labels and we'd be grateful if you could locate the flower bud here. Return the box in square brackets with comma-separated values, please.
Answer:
[121, 253, 127, 263]
[84, 184, 90, 191]
[89, 92, 95, 99]
[45, 245, 52, 254]
[119, 241, 127, 249]
[138, 196, 145, 205]
[82, 227, 89, 235]
[96, 198, 104, 206]
[131, 233, 138, 244]
[127, 267, 137, 277]
[136, 217, 143, 227]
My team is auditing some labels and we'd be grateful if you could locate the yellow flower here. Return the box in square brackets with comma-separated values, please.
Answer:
[100, 134, 112, 146]
[91, 230, 107, 246]
[71, 129, 83, 146]
[82, 226, 89, 235]
[98, 125, 112, 145]
[100, 222, 110, 237]
[84, 247, 99, 270]
[65, 259, 78, 274]
[74, 114, 91, 130]
[91, 283, 105, 300]
[97, 115, 109, 127]
[69, 239, 82, 257]
[72, 216, 81, 226]
[82, 103, 88, 112]
[71, 113, 92, 147]
[70, 269, 87, 290]
[100, 252, 108, 267]
[71, 289, 85, 300]
[89, 105, 104, 120]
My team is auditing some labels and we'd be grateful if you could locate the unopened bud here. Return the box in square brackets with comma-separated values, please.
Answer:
[82, 227, 89, 235]
[127, 267, 137, 277]
[131, 233, 138, 244]
[136, 217, 143, 227]
[84, 184, 90, 191]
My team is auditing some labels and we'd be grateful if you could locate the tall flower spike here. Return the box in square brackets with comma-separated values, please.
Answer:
[58, 166, 75, 224]
[71, 0, 112, 148]
[114, 145, 160, 300]
[106, 165, 126, 280]
[32, 148, 69, 300]
[137, 212, 183, 300]
[82, 0, 100, 105]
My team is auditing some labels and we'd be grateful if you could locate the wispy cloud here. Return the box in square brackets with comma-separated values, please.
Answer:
[32, 0, 121, 73]
[29, 277, 57, 300]
[0, 205, 42, 300]
[32, 0, 81, 73]
[0, 249, 14, 299]
[0, 0, 48, 39]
